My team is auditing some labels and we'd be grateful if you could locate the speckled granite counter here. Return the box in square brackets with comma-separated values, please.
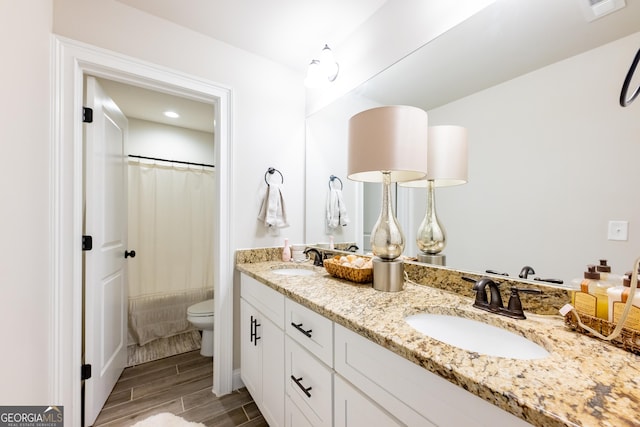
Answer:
[236, 249, 640, 427]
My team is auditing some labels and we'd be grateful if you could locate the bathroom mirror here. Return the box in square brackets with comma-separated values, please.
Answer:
[305, 1, 640, 285]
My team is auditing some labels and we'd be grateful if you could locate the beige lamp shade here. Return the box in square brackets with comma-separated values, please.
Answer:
[348, 106, 429, 182]
[400, 125, 468, 188]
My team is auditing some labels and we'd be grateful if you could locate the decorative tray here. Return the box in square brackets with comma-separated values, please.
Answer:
[564, 311, 640, 356]
[323, 255, 373, 284]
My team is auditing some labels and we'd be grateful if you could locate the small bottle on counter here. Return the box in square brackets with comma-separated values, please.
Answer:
[572, 265, 612, 319]
[329, 235, 335, 250]
[607, 270, 640, 325]
[282, 238, 291, 262]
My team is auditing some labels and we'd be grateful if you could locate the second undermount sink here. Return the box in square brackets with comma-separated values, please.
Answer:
[271, 268, 315, 277]
[405, 313, 550, 360]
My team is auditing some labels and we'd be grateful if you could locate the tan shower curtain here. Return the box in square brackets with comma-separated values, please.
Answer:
[128, 160, 215, 345]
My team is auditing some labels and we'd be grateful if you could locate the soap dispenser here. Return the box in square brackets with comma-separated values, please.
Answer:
[607, 269, 640, 322]
[573, 265, 611, 319]
[596, 259, 623, 286]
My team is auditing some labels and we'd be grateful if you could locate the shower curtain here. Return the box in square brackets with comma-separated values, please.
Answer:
[128, 160, 215, 345]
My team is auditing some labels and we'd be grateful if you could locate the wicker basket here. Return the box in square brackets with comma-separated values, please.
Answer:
[564, 311, 640, 355]
[323, 256, 373, 284]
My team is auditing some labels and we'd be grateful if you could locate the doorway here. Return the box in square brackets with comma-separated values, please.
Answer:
[51, 37, 234, 427]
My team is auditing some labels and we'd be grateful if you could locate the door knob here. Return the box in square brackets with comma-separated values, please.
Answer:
[125, 250, 136, 259]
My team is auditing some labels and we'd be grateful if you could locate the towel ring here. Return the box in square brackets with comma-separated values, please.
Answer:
[329, 175, 343, 190]
[265, 167, 284, 185]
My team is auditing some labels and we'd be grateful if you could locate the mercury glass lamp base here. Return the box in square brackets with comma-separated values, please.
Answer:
[372, 257, 404, 292]
[417, 253, 446, 266]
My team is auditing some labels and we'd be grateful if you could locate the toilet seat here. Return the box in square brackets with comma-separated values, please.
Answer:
[188, 299, 214, 317]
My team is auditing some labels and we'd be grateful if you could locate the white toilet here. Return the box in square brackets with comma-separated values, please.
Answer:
[187, 299, 214, 357]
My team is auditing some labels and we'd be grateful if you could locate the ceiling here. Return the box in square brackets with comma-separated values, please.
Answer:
[358, 0, 640, 111]
[102, 0, 639, 131]
[97, 78, 216, 133]
[103, 0, 390, 132]
[115, 0, 389, 73]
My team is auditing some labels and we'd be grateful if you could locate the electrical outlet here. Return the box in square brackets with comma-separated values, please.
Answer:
[608, 220, 628, 241]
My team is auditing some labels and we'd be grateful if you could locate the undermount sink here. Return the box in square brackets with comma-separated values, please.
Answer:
[405, 313, 550, 360]
[271, 268, 315, 277]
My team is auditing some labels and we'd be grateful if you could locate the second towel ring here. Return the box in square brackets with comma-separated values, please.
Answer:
[265, 167, 284, 185]
[329, 175, 343, 190]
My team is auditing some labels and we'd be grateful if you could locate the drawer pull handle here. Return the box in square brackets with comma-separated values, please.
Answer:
[291, 322, 312, 338]
[250, 316, 261, 346]
[291, 375, 312, 398]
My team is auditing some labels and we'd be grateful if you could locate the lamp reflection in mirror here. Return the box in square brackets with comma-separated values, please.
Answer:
[348, 106, 428, 291]
[400, 125, 468, 266]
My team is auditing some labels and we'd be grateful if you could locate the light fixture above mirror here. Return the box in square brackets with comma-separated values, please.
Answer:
[304, 44, 339, 88]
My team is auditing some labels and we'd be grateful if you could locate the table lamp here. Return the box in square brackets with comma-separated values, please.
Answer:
[348, 106, 429, 291]
[400, 125, 468, 265]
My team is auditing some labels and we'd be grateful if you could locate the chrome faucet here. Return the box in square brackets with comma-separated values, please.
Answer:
[518, 266, 536, 279]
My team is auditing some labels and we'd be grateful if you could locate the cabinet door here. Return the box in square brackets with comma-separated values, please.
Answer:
[334, 375, 402, 427]
[241, 298, 285, 427]
[261, 311, 285, 427]
[240, 299, 262, 403]
[285, 396, 314, 427]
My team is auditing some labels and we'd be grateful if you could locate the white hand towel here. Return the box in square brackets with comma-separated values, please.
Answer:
[326, 188, 350, 229]
[258, 183, 289, 228]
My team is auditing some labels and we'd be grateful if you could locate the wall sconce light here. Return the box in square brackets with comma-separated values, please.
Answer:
[348, 106, 429, 291]
[304, 44, 339, 88]
[400, 125, 468, 266]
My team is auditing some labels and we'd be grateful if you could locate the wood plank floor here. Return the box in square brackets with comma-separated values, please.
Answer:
[93, 350, 267, 427]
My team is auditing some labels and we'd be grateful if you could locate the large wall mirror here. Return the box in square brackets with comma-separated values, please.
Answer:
[305, 1, 640, 285]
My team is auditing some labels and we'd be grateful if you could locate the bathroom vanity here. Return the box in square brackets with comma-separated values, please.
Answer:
[236, 249, 640, 427]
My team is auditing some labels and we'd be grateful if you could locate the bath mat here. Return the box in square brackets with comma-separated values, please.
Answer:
[128, 330, 202, 366]
[132, 412, 205, 427]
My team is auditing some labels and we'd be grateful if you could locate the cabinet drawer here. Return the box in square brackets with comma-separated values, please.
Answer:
[241, 274, 285, 327]
[285, 336, 332, 427]
[285, 298, 333, 366]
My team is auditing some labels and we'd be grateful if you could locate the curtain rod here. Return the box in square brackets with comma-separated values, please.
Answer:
[128, 155, 215, 168]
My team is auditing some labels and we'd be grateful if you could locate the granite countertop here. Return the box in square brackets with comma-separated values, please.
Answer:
[236, 256, 640, 427]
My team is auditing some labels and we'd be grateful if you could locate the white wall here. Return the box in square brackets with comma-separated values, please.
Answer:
[0, 0, 52, 404]
[425, 32, 640, 282]
[127, 118, 214, 164]
[0, 0, 306, 411]
[53, 0, 307, 250]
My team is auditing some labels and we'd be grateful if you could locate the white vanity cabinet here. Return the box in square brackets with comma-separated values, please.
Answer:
[240, 273, 533, 427]
[284, 299, 334, 427]
[334, 324, 533, 427]
[240, 274, 285, 427]
[334, 375, 403, 427]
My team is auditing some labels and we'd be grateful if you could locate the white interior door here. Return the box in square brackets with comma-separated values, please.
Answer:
[84, 76, 129, 426]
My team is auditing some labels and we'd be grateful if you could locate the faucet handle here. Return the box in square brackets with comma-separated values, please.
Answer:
[505, 287, 543, 319]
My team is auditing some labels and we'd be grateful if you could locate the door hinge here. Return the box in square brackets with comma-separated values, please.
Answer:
[82, 235, 93, 251]
[83, 107, 93, 123]
[81, 364, 92, 380]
